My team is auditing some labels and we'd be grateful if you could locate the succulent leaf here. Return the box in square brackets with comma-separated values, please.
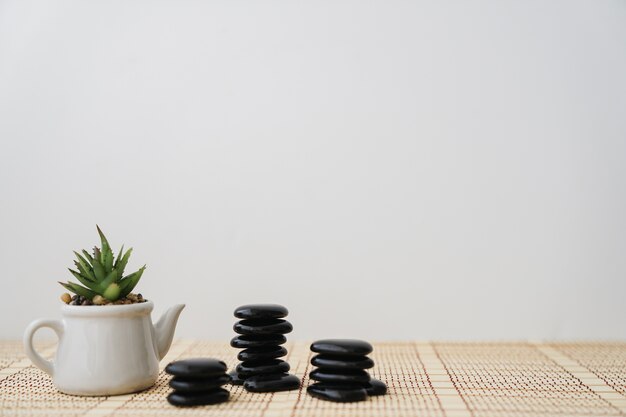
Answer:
[81, 250, 94, 265]
[68, 269, 99, 290]
[93, 246, 102, 263]
[92, 256, 106, 281]
[115, 248, 133, 280]
[75, 263, 94, 282]
[97, 226, 115, 273]
[96, 225, 109, 248]
[73, 252, 95, 281]
[103, 252, 113, 273]
[103, 248, 114, 274]
[98, 268, 118, 292]
[103, 283, 121, 301]
[113, 245, 124, 270]
[59, 281, 97, 300]
[118, 266, 145, 298]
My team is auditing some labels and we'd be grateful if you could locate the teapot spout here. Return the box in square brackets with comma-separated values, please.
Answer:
[154, 304, 185, 360]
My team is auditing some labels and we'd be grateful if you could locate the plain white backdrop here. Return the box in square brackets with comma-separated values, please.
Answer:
[1, 0, 625, 341]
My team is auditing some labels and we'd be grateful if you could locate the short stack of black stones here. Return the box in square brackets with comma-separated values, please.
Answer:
[307, 339, 387, 402]
[230, 304, 301, 392]
[165, 359, 230, 406]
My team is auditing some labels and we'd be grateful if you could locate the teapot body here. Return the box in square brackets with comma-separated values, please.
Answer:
[24, 301, 184, 396]
[54, 302, 159, 395]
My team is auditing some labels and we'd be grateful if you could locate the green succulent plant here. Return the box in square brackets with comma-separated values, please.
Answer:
[58, 226, 146, 301]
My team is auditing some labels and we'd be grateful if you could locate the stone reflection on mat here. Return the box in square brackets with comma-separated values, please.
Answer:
[165, 358, 230, 406]
[230, 304, 301, 392]
[307, 339, 387, 402]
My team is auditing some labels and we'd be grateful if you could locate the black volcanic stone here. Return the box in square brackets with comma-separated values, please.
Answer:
[235, 304, 288, 319]
[169, 375, 230, 392]
[234, 319, 293, 335]
[236, 359, 290, 377]
[228, 370, 245, 386]
[309, 368, 371, 384]
[167, 388, 229, 406]
[231, 304, 297, 393]
[238, 346, 287, 361]
[243, 373, 300, 392]
[230, 334, 287, 348]
[363, 378, 387, 396]
[165, 359, 227, 378]
[310, 339, 373, 356]
[311, 354, 374, 370]
[307, 382, 368, 402]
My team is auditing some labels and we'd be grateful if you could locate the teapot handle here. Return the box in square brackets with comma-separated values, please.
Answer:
[23, 318, 64, 376]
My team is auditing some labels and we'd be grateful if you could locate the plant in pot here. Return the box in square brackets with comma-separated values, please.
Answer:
[24, 226, 185, 396]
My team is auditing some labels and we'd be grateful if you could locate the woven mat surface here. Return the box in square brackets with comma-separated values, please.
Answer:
[1, 340, 626, 417]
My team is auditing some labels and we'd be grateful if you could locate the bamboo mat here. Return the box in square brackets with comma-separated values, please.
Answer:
[1, 340, 626, 417]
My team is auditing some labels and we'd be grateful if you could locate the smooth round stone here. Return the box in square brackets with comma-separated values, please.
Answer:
[363, 378, 387, 396]
[310, 339, 373, 356]
[309, 368, 371, 384]
[230, 334, 287, 348]
[234, 319, 293, 335]
[307, 382, 368, 403]
[228, 370, 245, 386]
[243, 373, 301, 392]
[236, 359, 290, 377]
[238, 346, 287, 361]
[167, 388, 229, 406]
[165, 358, 228, 378]
[169, 374, 230, 392]
[234, 304, 288, 319]
[311, 354, 374, 370]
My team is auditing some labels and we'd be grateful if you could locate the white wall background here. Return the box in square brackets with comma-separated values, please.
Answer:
[1, 0, 625, 341]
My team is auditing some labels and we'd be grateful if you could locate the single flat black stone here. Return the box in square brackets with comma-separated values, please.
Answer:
[169, 374, 230, 392]
[309, 368, 371, 384]
[243, 373, 301, 392]
[307, 382, 368, 402]
[363, 378, 387, 396]
[238, 346, 287, 361]
[311, 354, 374, 370]
[236, 359, 290, 377]
[228, 370, 245, 386]
[310, 339, 373, 356]
[167, 388, 229, 406]
[234, 304, 288, 319]
[230, 334, 287, 348]
[234, 319, 293, 335]
[165, 358, 228, 378]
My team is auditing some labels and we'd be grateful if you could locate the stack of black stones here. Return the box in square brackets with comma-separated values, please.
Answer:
[230, 304, 301, 392]
[165, 358, 230, 406]
[307, 339, 387, 402]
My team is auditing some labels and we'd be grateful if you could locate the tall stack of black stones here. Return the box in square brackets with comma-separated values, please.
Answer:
[165, 359, 230, 407]
[307, 339, 387, 402]
[230, 304, 301, 392]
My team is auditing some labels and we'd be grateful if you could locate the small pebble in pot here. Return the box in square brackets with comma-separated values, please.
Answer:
[92, 295, 106, 305]
[82, 298, 93, 306]
[60, 293, 71, 304]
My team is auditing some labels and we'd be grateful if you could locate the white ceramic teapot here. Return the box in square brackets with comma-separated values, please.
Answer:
[24, 301, 184, 396]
